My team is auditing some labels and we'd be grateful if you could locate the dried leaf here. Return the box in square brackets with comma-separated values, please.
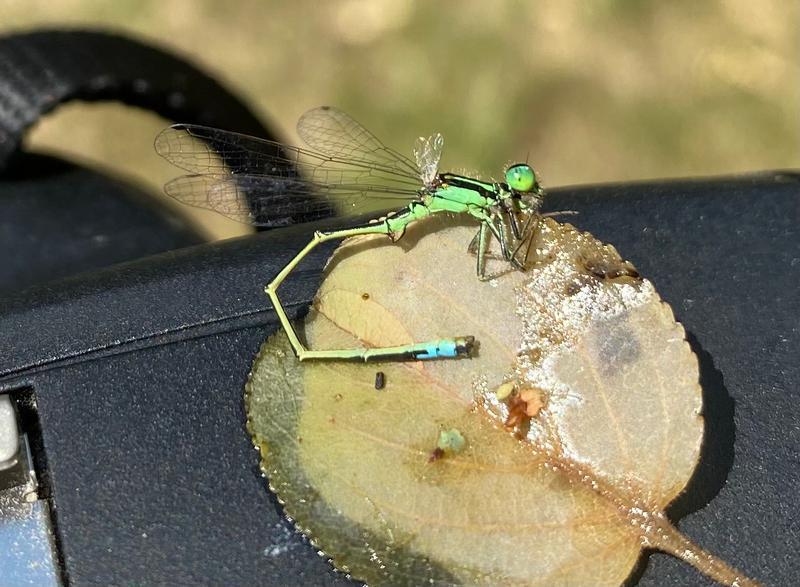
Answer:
[247, 216, 760, 586]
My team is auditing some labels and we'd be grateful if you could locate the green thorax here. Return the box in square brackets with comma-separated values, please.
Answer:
[385, 172, 508, 233]
[426, 172, 502, 213]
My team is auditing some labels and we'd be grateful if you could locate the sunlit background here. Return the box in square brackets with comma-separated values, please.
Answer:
[3, 0, 798, 239]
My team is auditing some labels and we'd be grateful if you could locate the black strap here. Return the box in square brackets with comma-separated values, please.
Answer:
[0, 29, 275, 170]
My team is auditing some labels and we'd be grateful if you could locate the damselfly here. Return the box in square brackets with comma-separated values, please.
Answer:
[155, 107, 546, 362]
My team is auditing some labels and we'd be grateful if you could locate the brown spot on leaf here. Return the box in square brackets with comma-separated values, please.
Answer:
[519, 387, 546, 417]
[527, 348, 543, 365]
[565, 280, 582, 296]
[564, 275, 594, 296]
[504, 386, 547, 432]
[428, 447, 445, 463]
[581, 255, 640, 282]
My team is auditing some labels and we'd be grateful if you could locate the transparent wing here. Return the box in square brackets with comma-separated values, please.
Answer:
[163, 173, 418, 228]
[297, 106, 421, 180]
[155, 123, 422, 226]
[155, 123, 423, 188]
[414, 133, 444, 187]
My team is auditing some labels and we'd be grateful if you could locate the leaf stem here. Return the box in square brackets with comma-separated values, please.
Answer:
[648, 517, 762, 587]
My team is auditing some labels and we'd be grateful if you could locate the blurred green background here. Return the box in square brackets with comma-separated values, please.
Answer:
[3, 0, 798, 238]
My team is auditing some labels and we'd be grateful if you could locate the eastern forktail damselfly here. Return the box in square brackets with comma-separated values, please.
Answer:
[156, 107, 546, 362]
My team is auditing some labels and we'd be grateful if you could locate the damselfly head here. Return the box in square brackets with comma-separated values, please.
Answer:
[504, 163, 539, 194]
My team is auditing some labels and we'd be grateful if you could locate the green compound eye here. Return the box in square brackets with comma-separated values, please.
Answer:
[505, 164, 537, 193]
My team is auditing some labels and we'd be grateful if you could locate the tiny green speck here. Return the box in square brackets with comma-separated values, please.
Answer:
[437, 428, 466, 454]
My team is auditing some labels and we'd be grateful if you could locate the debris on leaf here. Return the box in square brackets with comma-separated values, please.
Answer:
[437, 428, 466, 454]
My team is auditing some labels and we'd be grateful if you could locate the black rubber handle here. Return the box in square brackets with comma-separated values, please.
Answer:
[0, 29, 275, 170]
